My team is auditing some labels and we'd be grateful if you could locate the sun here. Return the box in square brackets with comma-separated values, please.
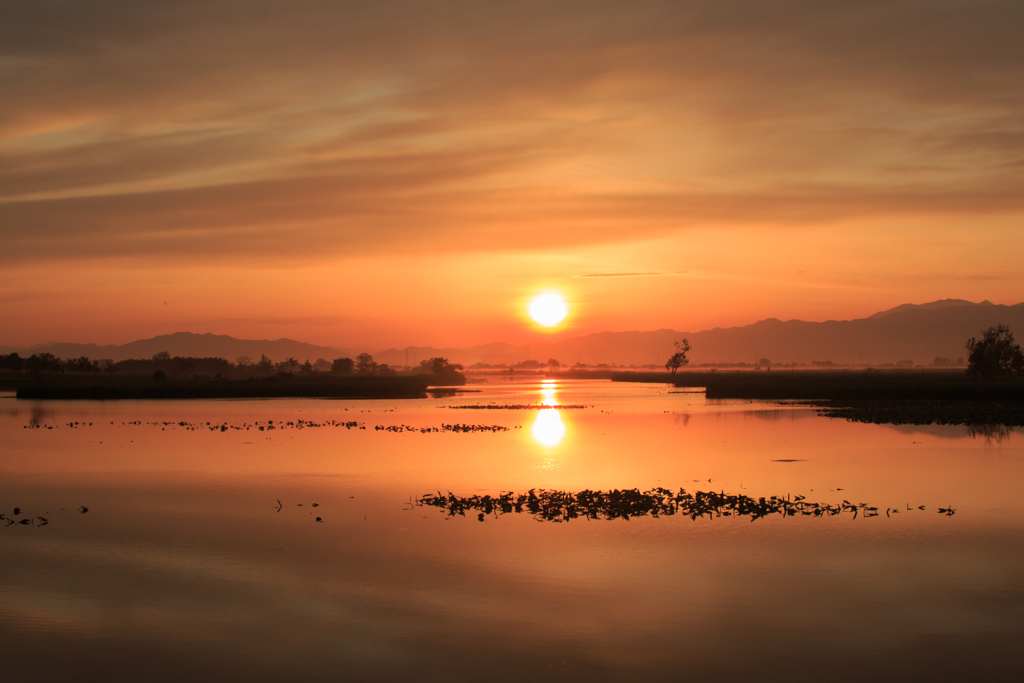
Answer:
[529, 293, 568, 327]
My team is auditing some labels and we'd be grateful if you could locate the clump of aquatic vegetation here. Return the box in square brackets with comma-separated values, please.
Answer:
[24, 418, 519, 434]
[446, 404, 590, 410]
[418, 488, 956, 523]
[26, 418, 367, 432]
[376, 424, 515, 433]
[2, 505, 88, 529]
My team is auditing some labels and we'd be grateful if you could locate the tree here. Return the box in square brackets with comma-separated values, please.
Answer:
[313, 358, 331, 372]
[547, 358, 561, 368]
[355, 353, 377, 376]
[152, 351, 171, 362]
[420, 357, 464, 378]
[72, 356, 97, 373]
[276, 357, 300, 374]
[965, 325, 1024, 377]
[375, 363, 397, 377]
[0, 353, 24, 372]
[26, 353, 62, 377]
[235, 355, 253, 370]
[331, 357, 354, 375]
[257, 354, 274, 373]
[665, 339, 691, 374]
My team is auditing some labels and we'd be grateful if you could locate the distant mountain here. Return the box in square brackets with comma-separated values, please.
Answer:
[867, 298, 994, 319]
[4, 300, 1023, 367]
[0, 332, 357, 364]
[375, 300, 1024, 366]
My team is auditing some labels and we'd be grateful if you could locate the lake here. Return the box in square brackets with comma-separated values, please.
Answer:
[1, 378, 1022, 681]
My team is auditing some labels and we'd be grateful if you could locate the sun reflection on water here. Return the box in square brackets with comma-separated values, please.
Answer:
[532, 380, 565, 449]
[531, 409, 566, 447]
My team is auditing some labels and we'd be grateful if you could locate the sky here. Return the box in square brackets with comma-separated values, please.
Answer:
[2, 0, 1022, 349]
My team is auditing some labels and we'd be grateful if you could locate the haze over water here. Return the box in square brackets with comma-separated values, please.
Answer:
[2, 379, 1022, 681]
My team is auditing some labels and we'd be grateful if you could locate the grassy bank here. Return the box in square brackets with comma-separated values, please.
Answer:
[8, 374, 430, 400]
[612, 369, 1024, 401]
[814, 399, 1024, 427]
[611, 369, 1024, 425]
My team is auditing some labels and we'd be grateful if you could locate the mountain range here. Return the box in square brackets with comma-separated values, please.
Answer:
[3, 299, 1022, 367]
[0, 332, 357, 367]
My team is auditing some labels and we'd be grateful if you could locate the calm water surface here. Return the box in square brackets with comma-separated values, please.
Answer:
[1, 379, 1022, 681]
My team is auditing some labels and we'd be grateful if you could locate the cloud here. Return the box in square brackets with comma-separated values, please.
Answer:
[1, 0, 1021, 263]
[577, 272, 664, 278]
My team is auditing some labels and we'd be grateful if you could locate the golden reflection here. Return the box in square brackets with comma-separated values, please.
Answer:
[539, 379, 559, 407]
[531, 409, 565, 447]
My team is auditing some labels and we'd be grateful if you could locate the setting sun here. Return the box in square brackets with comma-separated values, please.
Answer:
[528, 294, 568, 327]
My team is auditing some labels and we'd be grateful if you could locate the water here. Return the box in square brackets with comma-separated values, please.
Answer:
[1, 379, 1022, 681]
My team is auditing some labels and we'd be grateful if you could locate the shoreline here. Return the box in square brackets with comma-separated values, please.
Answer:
[11, 375, 432, 400]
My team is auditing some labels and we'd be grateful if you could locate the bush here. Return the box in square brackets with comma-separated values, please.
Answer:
[965, 325, 1024, 377]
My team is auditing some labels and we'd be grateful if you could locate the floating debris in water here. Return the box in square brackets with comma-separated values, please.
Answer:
[374, 423, 514, 433]
[2, 506, 87, 528]
[23, 418, 519, 434]
[418, 488, 954, 523]
[446, 404, 589, 410]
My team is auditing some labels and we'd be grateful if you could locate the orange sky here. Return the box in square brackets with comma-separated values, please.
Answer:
[2, 1, 1022, 349]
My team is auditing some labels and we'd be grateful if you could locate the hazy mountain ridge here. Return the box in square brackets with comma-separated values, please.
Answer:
[0, 332, 356, 365]
[377, 301, 1024, 366]
[3, 300, 1022, 366]
[866, 298, 993, 319]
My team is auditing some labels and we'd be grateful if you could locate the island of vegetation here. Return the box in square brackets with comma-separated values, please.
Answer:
[612, 326, 1024, 426]
[0, 351, 466, 400]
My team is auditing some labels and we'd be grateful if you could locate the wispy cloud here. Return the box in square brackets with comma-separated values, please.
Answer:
[0, 0, 1020, 264]
[577, 272, 663, 278]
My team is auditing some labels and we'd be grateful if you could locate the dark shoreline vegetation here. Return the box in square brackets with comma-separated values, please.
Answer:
[0, 349, 467, 400]
[10, 375, 433, 400]
[813, 400, 1024, 427]
[418, 488, 956, 523]
[613, 370, 1024, 426]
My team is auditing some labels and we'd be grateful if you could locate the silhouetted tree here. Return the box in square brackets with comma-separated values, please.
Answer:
[420, 357, 464, 378]
[235, 355, 253, 370]
[665, 339, 691, 374]
[355, 353, 377, 376]
[70, 356, 98, 373]
[173, 357, 195, 376]
[300, 359, 314, 375]
[331, 357, 354, 375]
[276, 357, 300, 374]
[257, 354, 274, 373]
[0, 353, 24, 372]
[153, 351, 171, 362]
[26, 353, 62, 377]
[547, 358, 561, 368]
[313, 358, 331, 372]
[965, 325, 1024, 377]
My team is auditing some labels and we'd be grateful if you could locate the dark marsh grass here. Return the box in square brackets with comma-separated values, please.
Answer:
[10, 374, 430, 400]
[614, 369, 1024, 400]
